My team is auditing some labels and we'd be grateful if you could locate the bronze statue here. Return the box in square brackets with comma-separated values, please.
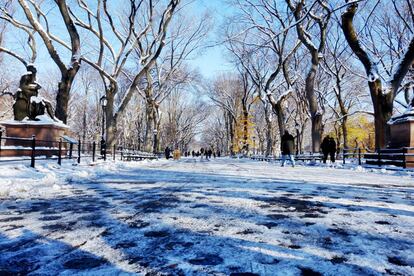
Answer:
[13, 65, 57, 122]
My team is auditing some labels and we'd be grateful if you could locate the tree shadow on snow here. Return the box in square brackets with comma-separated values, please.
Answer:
[0, 165, 413, 275]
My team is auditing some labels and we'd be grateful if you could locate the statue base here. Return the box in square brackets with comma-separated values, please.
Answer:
[388, 110, 414, 168]
[388, 110, 414, 148]
[0, 120, 68, 157]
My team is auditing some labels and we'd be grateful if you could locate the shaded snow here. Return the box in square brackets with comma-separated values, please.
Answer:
[0, 158, 413, 275]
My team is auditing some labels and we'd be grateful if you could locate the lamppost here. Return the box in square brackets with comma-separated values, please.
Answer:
[99, 95, 107, 159]
[252, 136, 256, 155]
[295, 123, 300, 155]
[153, 129, 158, 154]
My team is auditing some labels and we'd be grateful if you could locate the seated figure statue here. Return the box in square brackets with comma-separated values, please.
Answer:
[13, 65, 57, 121]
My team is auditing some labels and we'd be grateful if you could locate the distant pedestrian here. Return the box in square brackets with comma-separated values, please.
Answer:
[329, 137, 337, 163]
[281, 130, 295, 167]
[191, 150, 195, 157]
[200, 148, 205, 159]
[164, 146, 171, 159]
[321, 136, 337, 163]
[207, 149, 212, 159]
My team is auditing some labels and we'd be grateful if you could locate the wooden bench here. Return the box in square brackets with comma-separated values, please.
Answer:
[251, 154, 323, 163]
[364, 149, 409, 168]
[121, 151, 157, 161]
[251, 156, 279, 162]
[295, 154, 323, 162]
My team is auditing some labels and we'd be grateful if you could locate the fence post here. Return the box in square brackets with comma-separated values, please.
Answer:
[113, 144, 116, 161]
[58, 138, 62, 165]
[0, 130, 2, 158]
[31, 135, 36, 168]
[92, 141, 96, 162]
[358, 147, 362, 166]
[377, 148, 381, 167]
[403, 148, 407, 169]
[69, 142, 73, 159]
[342, 148, 346, 165]
[78, 139, 81, 164]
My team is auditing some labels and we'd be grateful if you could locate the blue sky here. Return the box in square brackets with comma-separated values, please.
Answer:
[187, 0, 236, 78]
[3, 0, 236, 81]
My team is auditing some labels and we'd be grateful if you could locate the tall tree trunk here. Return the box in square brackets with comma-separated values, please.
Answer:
[264, 107, 273, 156]
[369, 80, 393, 148]
[275, 101, 286, 141]
[229, 114, 235, 156]
[287, 0, 329, 153]
[144, 103, 156, 152]
[342, 116, 348, 150]
[82, 102, 86, 147]
[105, 85, 117, 147]
[306, 63, 322, 152]
[55, 69, 79, 123]
[242, 104, 249, 152]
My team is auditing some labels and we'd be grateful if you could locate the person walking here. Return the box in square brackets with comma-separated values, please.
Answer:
[208, 149, 212, 159]
[328, 137, 337, 163]
[321, 136, 337, 163]
[281, 130, 295, 167]
[164, 146, 171, 160]
[321, 136, 330, 163]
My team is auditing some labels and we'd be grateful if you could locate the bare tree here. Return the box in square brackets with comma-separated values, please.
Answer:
[322, 22, 370, 150]
[341, 0, 414, 148]
[285, 0, 331, 152]
[70, 0, 181, 147]
[138, 11, 209, 151]
[208, 74, 243, 155]
[160, 88, 207, 152]
[225, 1, 301, 155]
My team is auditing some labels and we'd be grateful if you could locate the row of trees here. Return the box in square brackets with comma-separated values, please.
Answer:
[0, 0, 210, 152]
[204, 0, 414, 156]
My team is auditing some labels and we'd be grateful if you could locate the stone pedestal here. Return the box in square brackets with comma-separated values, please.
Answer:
[0, 121, 68, 157]
[389, 111, 414, 168]
[389, 114, 414, 148]
[389, 120, 414, 148]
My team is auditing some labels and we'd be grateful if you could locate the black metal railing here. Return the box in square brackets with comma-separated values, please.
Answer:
[0, 130, 157, 168]
[251, 147, 414, 169]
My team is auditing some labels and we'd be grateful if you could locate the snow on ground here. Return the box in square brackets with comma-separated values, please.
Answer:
[0, 158, 413, 275]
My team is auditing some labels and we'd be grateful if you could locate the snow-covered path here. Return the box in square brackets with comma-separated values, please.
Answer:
[0, 158, 413, 275]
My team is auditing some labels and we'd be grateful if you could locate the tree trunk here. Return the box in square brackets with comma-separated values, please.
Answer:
[369, 80, 393, 148]
[288, 0, 327, 154]
[144, 103, 156, 152]
[306, 63, 322, 152]
[275, 101, 286, 141]
[105, 84, 117, 148]
[242, 104, 249, 152]
[55, 71, 78, 123]
[342, 116, 348, 150]
[229, 115, 235, 156]
[264, 107, 273, 156]
[82, 103, 86, 148]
